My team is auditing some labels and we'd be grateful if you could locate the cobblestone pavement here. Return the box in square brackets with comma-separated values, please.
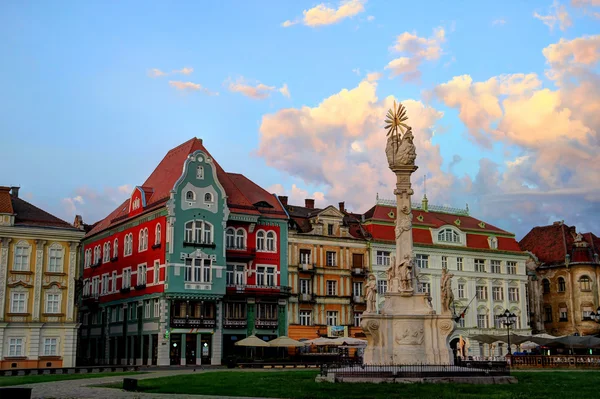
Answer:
[18, 369, 282, 399]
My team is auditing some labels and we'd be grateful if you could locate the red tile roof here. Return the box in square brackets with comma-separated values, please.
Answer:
[2, 191, 77, 230]
[227, 173, 287, 219]
[86, 138, 285, 238]
[0, 187, 14, 214]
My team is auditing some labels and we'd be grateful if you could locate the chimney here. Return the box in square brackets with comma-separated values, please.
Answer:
[305, 199, 314, 209]
[73, 215, 84, 230]
[278, 196, 288, 206]
[553, 220, 563, 226]
[421, 194, 429, 212]
[339, 201, 345, 213]
[10, 186, 20, 198]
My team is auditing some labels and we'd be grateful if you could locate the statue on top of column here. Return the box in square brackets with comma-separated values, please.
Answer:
[385, 100, 417, 168]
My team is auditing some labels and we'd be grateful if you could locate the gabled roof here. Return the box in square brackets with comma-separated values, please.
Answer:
[226, 173, 287, 219]
[285, 203, 369, 239]
[0, 187, 14, 214]
[0, 187, 77, 230]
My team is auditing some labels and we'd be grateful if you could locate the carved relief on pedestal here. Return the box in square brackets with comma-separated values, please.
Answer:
[362, 319, 381, 346]
[394, 321, 424, 345]
[438, 319, 454, 337]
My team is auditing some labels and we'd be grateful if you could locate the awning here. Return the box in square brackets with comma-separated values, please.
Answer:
[234, 335, 270, 347]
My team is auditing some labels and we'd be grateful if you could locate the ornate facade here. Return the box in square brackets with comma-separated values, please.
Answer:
[362, 196, 531, 358]
[78, 138, 289, 366]
[284, 199, 369, 341]
[0, 186, 84, 369]
[520, 221, 600, 337]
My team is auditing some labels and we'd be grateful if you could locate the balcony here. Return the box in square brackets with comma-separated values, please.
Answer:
[298, 263, 316, 273]
[351, 267, 366, 277]
[298, 293, 316, 303]
[120, 287, 131, 294]
[255, 319, 278, 329]
[226, 247, 256, 262]
[223, 318, 247, 328]
[183, 240, 216, 249]
[170, 317, 216, 329]
[135, 283, 146, 290]
[226, 284, 292, 297]
[82, 295, 99, 308]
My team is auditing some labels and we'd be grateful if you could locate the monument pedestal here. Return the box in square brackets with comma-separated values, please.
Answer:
[361, 293, 454, 365]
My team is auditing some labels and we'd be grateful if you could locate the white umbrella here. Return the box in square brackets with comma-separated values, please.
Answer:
[234, 334, 270, 347]
[268, 336, 308, 347]
[340, 337, 367, 346]
[305, 337, 344, 346]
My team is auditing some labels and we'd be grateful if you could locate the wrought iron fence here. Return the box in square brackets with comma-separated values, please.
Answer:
[320, 363, 510, 378]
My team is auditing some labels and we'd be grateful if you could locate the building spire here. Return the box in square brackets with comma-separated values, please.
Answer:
[422, 175, 429, 211]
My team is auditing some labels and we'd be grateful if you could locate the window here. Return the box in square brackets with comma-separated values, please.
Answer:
[124, 234, 133, 256]
[354, 312, 363, 327]
[489, 237, 498, 249]
[257, 303, 277, 320]
[226, 228, 235, 248]
[43, 338, 58, 356]
[492, 286, 503, 301]
[582, 306, 593, 321]
[542, 279, 550, 294]
[457, 318, 465, 328]
[235, 229, 245, 249]
[225, 302, 247, 319]
[9, 338, 23, 357]
[326, 251, 336, 267]
[415, 254, 429, 269]
[122, 268, 132, 289]
[300, 279, 311, 294]
[256, 231, 265, 251]
[11, 292, 26, 313]
[299, 249, 311, 265]
[491, 260, 501, 274]
[103, 242, 110, 263]
[477, 314, 488, 329]
[266, 267, 275, 286]
[153, 261, 160, 284]
[475, 259, 486, 273]
[377, 280, 387, 294]
[139, 228, 148, 251]
[83, 279, 90, 297]
[226, 264, 246, 285]
[137, 264, 147, 285]
[129, 303, 136, 320]
[299, 310, 312, 326]
[155, 224, 161, 245]
[184, 258, 212, 283]
[92, 276, 99, 296]
[456, 257, 463, 271]
[256, 266, 265, 286]
[13, 243, 30, 271]
[544, 307, 553, 323]
[196, 166, 204, 179]
[184, 220, 213, 244]
[580, 276, 592, 291]
[113, 239, 118, 258]
[93, 246, 101, 264]
[558, 277, 566, 292]
[376, 251, 391, 266]
[353, 282, 363, 297]
[441, 256, 448, 269]
[438, 229, 460, 243]
[419, 282, 431, 294]
[508, 287, 519, 302]
[48, 245, 64, 272]
[101, 274, 109, 295]
[559, 307, 568, 321]
[327, 224, 334, 235]
[266, 231, 276, 252]
[476, 285, 488, 300]
[204, 193, 213, 202]
[495, 314, 504, 329]
[326, 311, 338, 326]
[153, 299, 160, 317]
[145, 300, 151, 318]
[506, 261, 517, 275]
[84, 249, 91, 268]
[458, 283, 465, 299]
[112, 271, 117, 292]
[327, 280, 337, 296]
[185, 190, 195, 201]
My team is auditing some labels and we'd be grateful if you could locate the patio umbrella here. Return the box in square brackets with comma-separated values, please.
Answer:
[305, 337, 344, 346]
[339, 337, 367, 346]
[546, 335, 600, 349]
[268, 336, 308, 347]
[493, 333, 534, 346]
[234, 335, 270, 347]
[468, 334, 503, 344]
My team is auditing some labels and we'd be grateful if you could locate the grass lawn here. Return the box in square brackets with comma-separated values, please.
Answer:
[100, 370, 599, 398]
[0, 371, 145, 387]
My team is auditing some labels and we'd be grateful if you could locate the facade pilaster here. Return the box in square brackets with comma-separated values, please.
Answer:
[32, 240, 47, 321]
[28, 326, 42, 360]
[66, 243, 78, 321]
[211, 301, 222, 365]
[0, 238, 11, 321]
[157, 297, 170, 366]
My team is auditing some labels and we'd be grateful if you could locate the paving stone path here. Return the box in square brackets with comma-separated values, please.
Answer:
[18, 369, 280, 399]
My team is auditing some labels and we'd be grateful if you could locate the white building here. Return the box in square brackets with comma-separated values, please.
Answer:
[361, 196, 531, 358]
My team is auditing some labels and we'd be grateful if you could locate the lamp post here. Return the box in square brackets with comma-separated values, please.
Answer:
[496, 309, 517, 357]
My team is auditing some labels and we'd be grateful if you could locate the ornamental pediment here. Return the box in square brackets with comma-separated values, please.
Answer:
[317, 206, 345, 219]
[492, 279, 502, 285]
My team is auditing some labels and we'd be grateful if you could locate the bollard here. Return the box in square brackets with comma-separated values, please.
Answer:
[0, 387, 33, 399]
[123, 378, 138, 391]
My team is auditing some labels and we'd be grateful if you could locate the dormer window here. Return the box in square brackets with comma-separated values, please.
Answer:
[186, 191, 195, 201]
[438, 229, 460, 243]
[204, 193, 213, 203]
[132, 197, 141, 210]
[327, 224, 334, 235]
[488, 236, 498, 249]
[196, 166, 204, 179]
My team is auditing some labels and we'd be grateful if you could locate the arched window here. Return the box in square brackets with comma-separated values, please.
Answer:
[580, 276, 592, 291]
[225, 228, 235, 249]
[558, 277, 566, 292]
[266, 231, 276, 252]
[94, 246, 101, 264]
[204, 193, 213, 203]
[256, 231, 265, 251]
[155, 223, 161, 246]
[113, 238, 118, 258]
[203, 223, 213, 244]
[186, 191, 195, 201]
[139, 228, 148, 251]
[235, 229, 246, 249]
[184, 220, 213, 244]
[196, 166, 204, 179]
[48, 243, 64, 273]
[84, 249, 91, 268]
[438, 229, 460, 243]
[124, 234, 133, 256]
[103, 242, 111, 263]
[542, 278, 550, 294]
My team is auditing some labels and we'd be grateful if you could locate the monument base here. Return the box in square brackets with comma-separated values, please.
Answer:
[360, 293, 454, 365]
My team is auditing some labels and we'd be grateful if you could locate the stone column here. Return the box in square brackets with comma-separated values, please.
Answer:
[32, 240, 47, 321]
[157, 298, 170, 366]
[0, 238, 11, 321]
[180, 333, 186, 365]
[196, 334, 202, 365]
[211, 301, 223, 365]
[391, 165, 418, 271]
[148, 334, 154, 365]
[29, 327, 42, 361]
[62, 324, 79, 367]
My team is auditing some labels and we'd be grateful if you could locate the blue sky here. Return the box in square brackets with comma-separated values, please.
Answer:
[1, 0, 599, 239]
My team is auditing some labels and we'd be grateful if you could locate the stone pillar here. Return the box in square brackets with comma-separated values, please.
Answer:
[29, 326, 42, 361]
[211, 301, 222, 365]
[391, 165, 418, 272]
[180, 333, 186, 365]
[196, 334, 202, 365]
[62, 324, 78, 367]
[0, 238, 11, 321]
[148, 334, 154, 365]
[157, 298, 170, 366]
[32, 240, 46, 321]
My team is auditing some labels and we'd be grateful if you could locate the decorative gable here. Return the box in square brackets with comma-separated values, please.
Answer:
[128, 186, 150, 216]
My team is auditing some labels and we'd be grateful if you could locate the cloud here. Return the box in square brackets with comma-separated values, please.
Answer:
[352, 68, 361, 75]
[492, 19, 506, 26]
[366, 72, 383, 82]
[148, 67, 194, 78]
[148, 68, 168, 78]
[570, 0, 600, 18]
[168, 81, 219, 95]
[282, 0, 366, 28]
[367, 15, 375, 22]
[385, 27, 446, 81]
[533, 1, 572, 31]
[227, 77, 289, 99]
[61, 185, 132, 224]
[255, 79, 453, 214]
[268, 183, 326, 208]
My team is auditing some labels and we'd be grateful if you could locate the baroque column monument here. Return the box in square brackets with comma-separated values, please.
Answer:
[361, 101, 455, 365]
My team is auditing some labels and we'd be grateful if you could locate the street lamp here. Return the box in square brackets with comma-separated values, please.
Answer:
[496, 309, 517, 357]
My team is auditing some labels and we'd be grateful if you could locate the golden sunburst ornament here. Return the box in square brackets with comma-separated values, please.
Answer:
[385, 100, 410, 148]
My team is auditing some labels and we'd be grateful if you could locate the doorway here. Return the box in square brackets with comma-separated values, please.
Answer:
[186, 334, 196, 365]
[201, 335, 211, 364]
[170, 334, 182, 365]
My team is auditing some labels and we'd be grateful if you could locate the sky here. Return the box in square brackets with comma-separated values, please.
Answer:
[0, 0, 599, 240]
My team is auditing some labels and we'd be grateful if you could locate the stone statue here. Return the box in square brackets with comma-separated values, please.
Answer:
[385, 101, 417, 168]
[458, 335, 465, 358]
[464, 338, 470, 357]
[365, 274, 378, 314]
[387, 255, 396, 283]
[440, 266, 454, 314]
[398, 254, 413, 292]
